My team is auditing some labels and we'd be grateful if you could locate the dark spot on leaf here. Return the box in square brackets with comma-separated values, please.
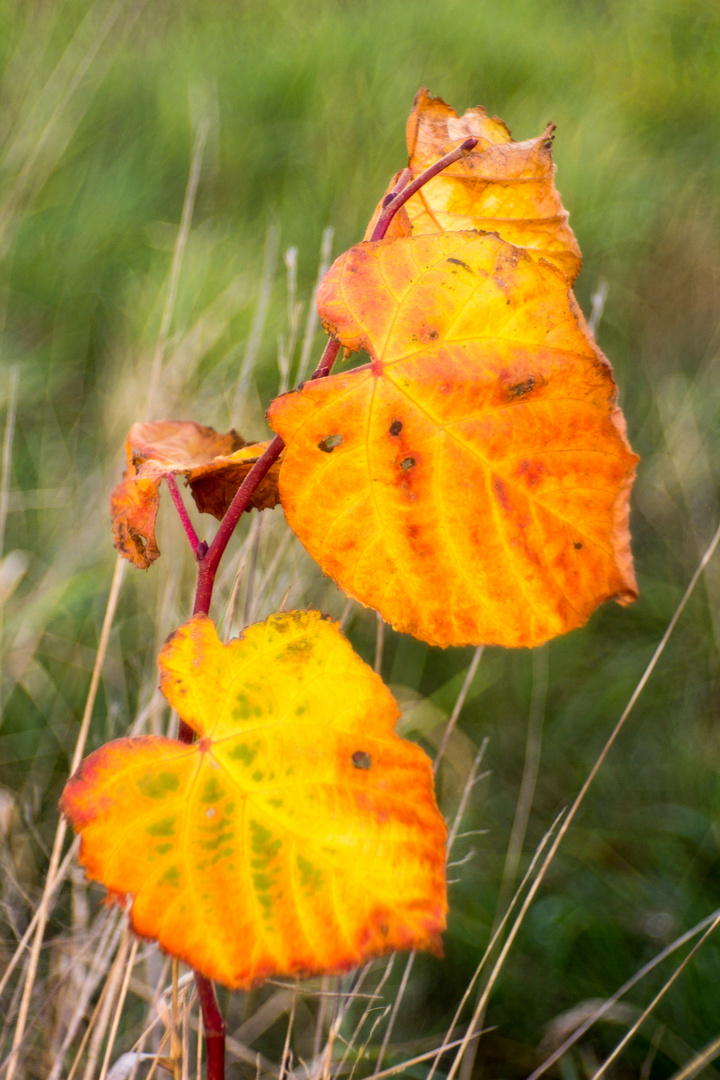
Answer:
[543, 139, 553, 149]
[574, 541, 583, 550]
[320, 612, 332, 621]
[493, 477, 511, 512]
[400, 457, 415, 471]
[428, 329, 439, 340]
[352, 751, 371, 770]
[509, 376, 536, 398]
[296, 381, 305, 392]
[318, 434, 343, 453]
[389, 420, 403, 436]
[447, 258, 472, 272]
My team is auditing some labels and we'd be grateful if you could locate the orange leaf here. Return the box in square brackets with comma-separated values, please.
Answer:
[60, 612, 447, 988]
[110, 421, 281, 568]
[187, 442, 282, 519]
[267, 232, 638, 649]
[402, 87, 582, 283]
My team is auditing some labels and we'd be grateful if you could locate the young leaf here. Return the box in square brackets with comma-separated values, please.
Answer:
[400, 87, 582, 282]
[110, 421, 281, 568]
[267, 231, 638, 649]
[60, 612, 447, 988]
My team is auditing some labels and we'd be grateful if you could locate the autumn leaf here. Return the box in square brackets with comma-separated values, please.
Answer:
[398, 87, 582, 283]
[60, 611, 447, 988]
[110, 421, 281, 568]
[187, 442, 281, 520]
[267, 231, 638, 649]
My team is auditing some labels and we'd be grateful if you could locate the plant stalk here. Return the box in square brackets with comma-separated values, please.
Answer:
[192, 336, 341, 618]
[369, 137, 478, 242]
[165, 140, 481, 1075]
[194, 973, 227, 1080]
[165, 474, 201, 554]
[176, 337, 340, 1071]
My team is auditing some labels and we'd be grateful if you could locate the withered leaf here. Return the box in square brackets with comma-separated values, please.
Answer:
[110, 421, 280, 568]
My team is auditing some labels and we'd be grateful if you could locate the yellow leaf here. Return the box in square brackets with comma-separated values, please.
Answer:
[61, 612, 447, 988]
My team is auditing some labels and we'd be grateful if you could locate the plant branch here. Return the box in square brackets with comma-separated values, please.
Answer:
[184, 136, 477, 619]
[192, 336, 342, 617]
[194, 974, 227, 1080]
[309, 335, 342, 382]
[177, 334, 343, 1073]
[170, 140, 472, 1066]
[369, 137, 478, 242]
[165, 474, 201, 554]
[192, 435, 284, 617]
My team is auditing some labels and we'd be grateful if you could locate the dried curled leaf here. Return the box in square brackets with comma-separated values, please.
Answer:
[268, 232, 638, 649]
[110, 421, 281, 568]
[61, 612, 447, 988]
[187, 443, 282, 520]
[401, 87, 582, 282]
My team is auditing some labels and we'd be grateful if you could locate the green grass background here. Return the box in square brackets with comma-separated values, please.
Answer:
[2, 0, 720, 1076]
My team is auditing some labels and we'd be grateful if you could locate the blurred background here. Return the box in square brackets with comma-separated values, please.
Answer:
[1, 0, 720, 1076]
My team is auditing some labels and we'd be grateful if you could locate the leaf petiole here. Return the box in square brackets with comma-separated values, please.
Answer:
[165, 474, 201, 554]
[192, 336, 342, 617]
[195, 973, 227, 1080]
[370, 136, 478, 242]
[166, 136, 485, 1069]
[174, 137, 481, 618]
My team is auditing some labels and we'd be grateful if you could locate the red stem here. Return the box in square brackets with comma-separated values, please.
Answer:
[309, 336, 342, 382]
[192, 337, 341, 617]
[369, 137, 478, 242]
[178, 341, 343, 1074]
[195, 973, 227, 1080]
[165, 474, 201, 554]
[167, 141, 476, 1071]
[192, 434, 285, 616]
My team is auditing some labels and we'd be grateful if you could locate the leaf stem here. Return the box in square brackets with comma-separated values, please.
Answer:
[192, 336, 341, 617]
[192, 435, 284, 616]
[369, 137, 478, 242]
[309, 336, 342, 382]
[178, 131, 475, 620]
[181, 334, 342, 1076]
[165, 474, 201, 554]
[194, 973, 227, 1080]
[172, 139, 468, 1065]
